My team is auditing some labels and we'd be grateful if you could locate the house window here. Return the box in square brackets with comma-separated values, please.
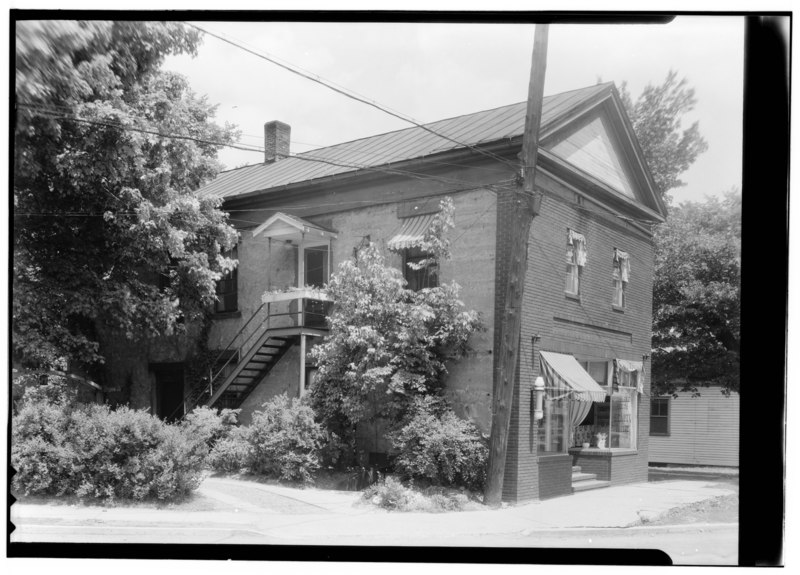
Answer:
[537, 396, 567, 453]
[650, 398, 670, 436]
[304, 244, 329, 288]
[609, 387, 637, 449]
[578, 358, 638, 450]
[565, 230, 587, 297]
[214, 246, 238, 313]
[403, 247, 438, 291]
[612, 249, 630, 309]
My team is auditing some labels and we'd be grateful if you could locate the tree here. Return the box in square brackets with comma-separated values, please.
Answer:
[308, 200, 482, 453]
[619, 70, 709, 199]
[651, 190, 741, 396]
[13, 21, 239, 378]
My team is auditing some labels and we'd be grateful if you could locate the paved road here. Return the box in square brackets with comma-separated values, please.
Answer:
[10, 476, 738, 565]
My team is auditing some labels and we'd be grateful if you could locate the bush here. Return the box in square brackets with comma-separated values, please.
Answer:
[361, 476, 473, 512]
[245, 394, 325, 484]
[11, 386, 207, 502]
[389, 396, 488, 491]
[207, 428, 250, 473]
[206, 394, 326, 484]
[181, 406, 240, 449]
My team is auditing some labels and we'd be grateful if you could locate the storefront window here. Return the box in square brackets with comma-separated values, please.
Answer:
[537, 396, 567, 453]
[577, 359, 639, 450]
[609, 387, 637, 449]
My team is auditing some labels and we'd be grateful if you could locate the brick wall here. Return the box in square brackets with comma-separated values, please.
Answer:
[537, 454, 573, 499]
[207, 187, 498, 434]
[499, 171, 655, 502]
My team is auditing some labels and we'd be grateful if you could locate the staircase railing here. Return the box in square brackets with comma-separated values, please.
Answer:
[172, 303, 270, 419]
[171, 289, 332, 420]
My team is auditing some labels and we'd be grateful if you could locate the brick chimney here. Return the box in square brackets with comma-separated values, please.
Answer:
[264, 121, 291, 163]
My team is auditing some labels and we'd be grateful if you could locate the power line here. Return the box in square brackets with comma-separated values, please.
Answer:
[187, 23, 520, 171]
[20, 104, 516, 198]
[20, 104, 264, 154]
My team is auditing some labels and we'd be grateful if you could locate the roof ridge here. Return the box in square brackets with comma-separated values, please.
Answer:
[212, 83, 612, 176]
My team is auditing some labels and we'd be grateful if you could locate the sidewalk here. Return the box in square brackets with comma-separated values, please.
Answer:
[10, 476, 736, 545]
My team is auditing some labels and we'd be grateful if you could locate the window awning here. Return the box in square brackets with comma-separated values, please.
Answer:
[539, 351, 608, 403]
[387, 214, 436, 251]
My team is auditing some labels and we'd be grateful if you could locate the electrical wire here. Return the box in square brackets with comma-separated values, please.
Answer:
[186, 23, 521, 171]
[19, 104, 518, 197]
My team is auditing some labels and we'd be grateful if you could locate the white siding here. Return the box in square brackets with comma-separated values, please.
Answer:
[649, 387, 739, 467]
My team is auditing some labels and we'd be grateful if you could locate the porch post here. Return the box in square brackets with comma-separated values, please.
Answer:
[299, 334, 307, 397]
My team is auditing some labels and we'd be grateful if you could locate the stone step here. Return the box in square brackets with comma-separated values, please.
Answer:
[572, 466, 581, 473]
[572, 479, 610, 493]
[571, 472, 597, 482]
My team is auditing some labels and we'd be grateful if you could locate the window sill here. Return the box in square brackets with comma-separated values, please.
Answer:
[612, 305, 625, 313]
[649, 433, 671, 437]
[213, 310, 242, 320]
[565, 292, 581, 302]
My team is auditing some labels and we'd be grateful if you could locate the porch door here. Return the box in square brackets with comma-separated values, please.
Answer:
[152, 363, 185, 422]
[303, 244, 329, 328]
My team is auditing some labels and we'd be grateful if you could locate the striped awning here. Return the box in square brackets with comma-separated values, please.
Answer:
[539, 351, 608, 403]
[387, 214, 436, 251]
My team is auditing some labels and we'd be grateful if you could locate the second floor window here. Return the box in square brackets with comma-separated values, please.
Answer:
[214, 246, 238, 314]
[612, 249, 630, 308]
[404, 247, 438, 291]
[565, 229, 587, 297]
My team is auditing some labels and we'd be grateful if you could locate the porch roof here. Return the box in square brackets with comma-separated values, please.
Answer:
[251, 212, 338, 243]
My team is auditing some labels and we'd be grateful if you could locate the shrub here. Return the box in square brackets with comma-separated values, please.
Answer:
[11, 387, 207, 502]
[207, 428, 250, 473]
[181, 406, 240, 449]
[389, 396, 488, 491]
[244, 394, 325, 484]
[362, 476, 472, 512]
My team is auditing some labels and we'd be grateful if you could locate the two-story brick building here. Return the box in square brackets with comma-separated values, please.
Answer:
[135, 81, 666, 502]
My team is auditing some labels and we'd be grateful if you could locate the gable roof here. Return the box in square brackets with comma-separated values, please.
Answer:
[252, 212, 338, 241]
[196, 82, 665, 219]
[197, 83, 612, 201]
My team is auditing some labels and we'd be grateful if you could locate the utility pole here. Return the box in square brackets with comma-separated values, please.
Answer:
[484, 23, 549, 507]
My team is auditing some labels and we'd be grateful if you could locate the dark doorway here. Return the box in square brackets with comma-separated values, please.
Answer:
[151, 363, 185, 422]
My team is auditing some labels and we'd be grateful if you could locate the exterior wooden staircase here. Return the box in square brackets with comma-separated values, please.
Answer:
[174, 291, 331, 419]
[571, 465, 610, 493]
[206, 331, 296, 410]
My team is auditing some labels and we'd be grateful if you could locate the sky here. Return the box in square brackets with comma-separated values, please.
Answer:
[163, 16, 745, 205]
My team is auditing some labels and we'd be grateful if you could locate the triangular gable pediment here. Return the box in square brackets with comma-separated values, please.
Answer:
[541, 88, 667, 220]
[252, 212, 337, 242]
[547, 115, 637, 199]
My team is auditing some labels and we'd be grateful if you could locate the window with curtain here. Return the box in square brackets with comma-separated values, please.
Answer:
[609, 387, 637, 449]
[612, 248, 630, 309]
[565, 230, 586, 297]
[537, 395, 568, 453]
[577, 358, 640, 450]
[403, 247, 438, 291]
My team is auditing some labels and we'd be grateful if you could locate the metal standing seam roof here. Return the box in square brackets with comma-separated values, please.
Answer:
[196, 83, 613, 201]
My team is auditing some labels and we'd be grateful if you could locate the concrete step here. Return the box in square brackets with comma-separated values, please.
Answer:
[572, 479, 610, 493]
[571, 472, 597, 482]
[572, 466, 581, 473]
